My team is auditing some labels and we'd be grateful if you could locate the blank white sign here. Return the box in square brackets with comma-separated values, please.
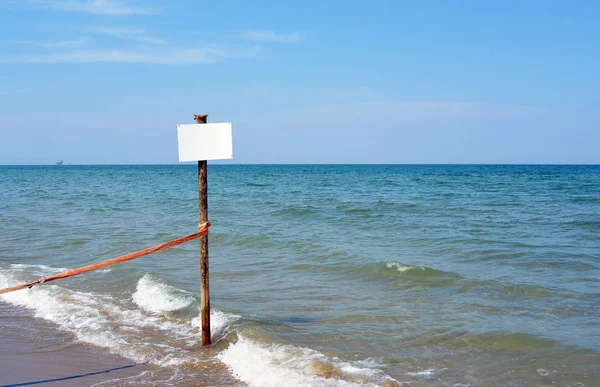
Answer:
[177, 123, 233, 162]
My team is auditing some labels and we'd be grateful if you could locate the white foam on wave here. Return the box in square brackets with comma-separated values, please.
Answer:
[191, 309, 239, 340]
[132, 273, 194, 313]
[10, 263, 70, 274]
[386, 262, 424, 273]
[217, 335, 398, 387]
[10, 263, 112, 275]
[0, 267, 239, 367]
[536, 368, 554, 377]
[406, 369, 436, 376]
[2, 266, 396, 385]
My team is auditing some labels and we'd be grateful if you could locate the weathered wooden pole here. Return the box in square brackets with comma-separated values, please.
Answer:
[195, 113, 211, 346]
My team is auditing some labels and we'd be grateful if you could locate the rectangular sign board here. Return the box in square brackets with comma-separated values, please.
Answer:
[177, 122, 233, 162]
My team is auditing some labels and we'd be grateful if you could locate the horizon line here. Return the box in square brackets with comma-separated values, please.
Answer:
[1, 163, 599, 166]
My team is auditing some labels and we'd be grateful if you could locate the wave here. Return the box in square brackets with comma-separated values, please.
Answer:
[409, 330, 560, 353]
[272, 206, 320, 217]
[218, 335, 398, 387]
[132, 273, 194, 313]
[1, 265, 399, 386]
[356, 261, 459, 286]
[0, 266, 239, 367]
[374, 200, 421, 211]
[10, 263, 111, 276]
[210, 232, 278, 249]
[338, 207, 373, 216]
[568, 220, 600, 229]
[287, 260, 462, 290]
[385, 262, 423, 273]
[10, 263, 70, 274]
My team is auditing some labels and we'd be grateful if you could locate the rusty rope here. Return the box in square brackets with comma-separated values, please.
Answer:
[0, 222, 210, 296]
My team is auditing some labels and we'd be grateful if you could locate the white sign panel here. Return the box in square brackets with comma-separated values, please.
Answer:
[177, 123, 233, 162]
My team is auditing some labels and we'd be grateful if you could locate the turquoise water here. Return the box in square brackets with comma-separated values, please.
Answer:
[1, 165, 599, 386]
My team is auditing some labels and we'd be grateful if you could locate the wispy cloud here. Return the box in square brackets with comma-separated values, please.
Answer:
[12, 37, 88, 49]
[88, 27, 165, 45]
[24, 0, 155, 16]
[241, 30, 301, 43]
[0, 46, 261, 65]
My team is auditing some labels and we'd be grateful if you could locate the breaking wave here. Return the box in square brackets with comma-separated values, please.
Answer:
[0, 266, 238, 367]
[218, 335, 398, 387]
[0, 265, 396, 386]
[132, 273, 194, 313]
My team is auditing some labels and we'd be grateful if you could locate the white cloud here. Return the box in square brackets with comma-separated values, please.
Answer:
[24, 0, 155, 16]
[241, 30, 300, 43]
[12, 37, 88, 48]
[0, 46, 261, 65]
[88, 27, 165, 44]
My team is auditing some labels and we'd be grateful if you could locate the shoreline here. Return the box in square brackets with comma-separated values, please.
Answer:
[0, 303, 154, 387]
[0, 301, 244, 386]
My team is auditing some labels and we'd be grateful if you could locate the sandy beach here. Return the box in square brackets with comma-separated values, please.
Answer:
[0, 301, 247, 387]
[0, 302, 153, 387]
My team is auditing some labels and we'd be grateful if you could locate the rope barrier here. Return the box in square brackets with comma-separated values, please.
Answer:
[0, 222, 210, 296]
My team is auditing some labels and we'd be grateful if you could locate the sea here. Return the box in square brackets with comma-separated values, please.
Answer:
[0, 164, 598, 387]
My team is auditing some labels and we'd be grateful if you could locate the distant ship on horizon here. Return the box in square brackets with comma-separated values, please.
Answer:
[56, 160, 64, 165]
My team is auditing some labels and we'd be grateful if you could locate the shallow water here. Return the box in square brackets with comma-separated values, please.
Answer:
[0, 164, 599, 386]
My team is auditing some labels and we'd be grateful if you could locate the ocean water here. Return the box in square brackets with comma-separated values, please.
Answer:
[0, 164, 599, 386]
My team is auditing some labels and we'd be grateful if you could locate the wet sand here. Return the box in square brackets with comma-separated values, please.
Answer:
[0, 302, 244, 386]
[0, 303, 152, 387]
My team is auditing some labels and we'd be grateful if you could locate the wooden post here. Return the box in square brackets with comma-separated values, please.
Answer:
[195, 113, 211, 346]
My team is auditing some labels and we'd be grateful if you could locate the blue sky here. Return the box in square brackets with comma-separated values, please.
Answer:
[0, 0, 598, 164]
